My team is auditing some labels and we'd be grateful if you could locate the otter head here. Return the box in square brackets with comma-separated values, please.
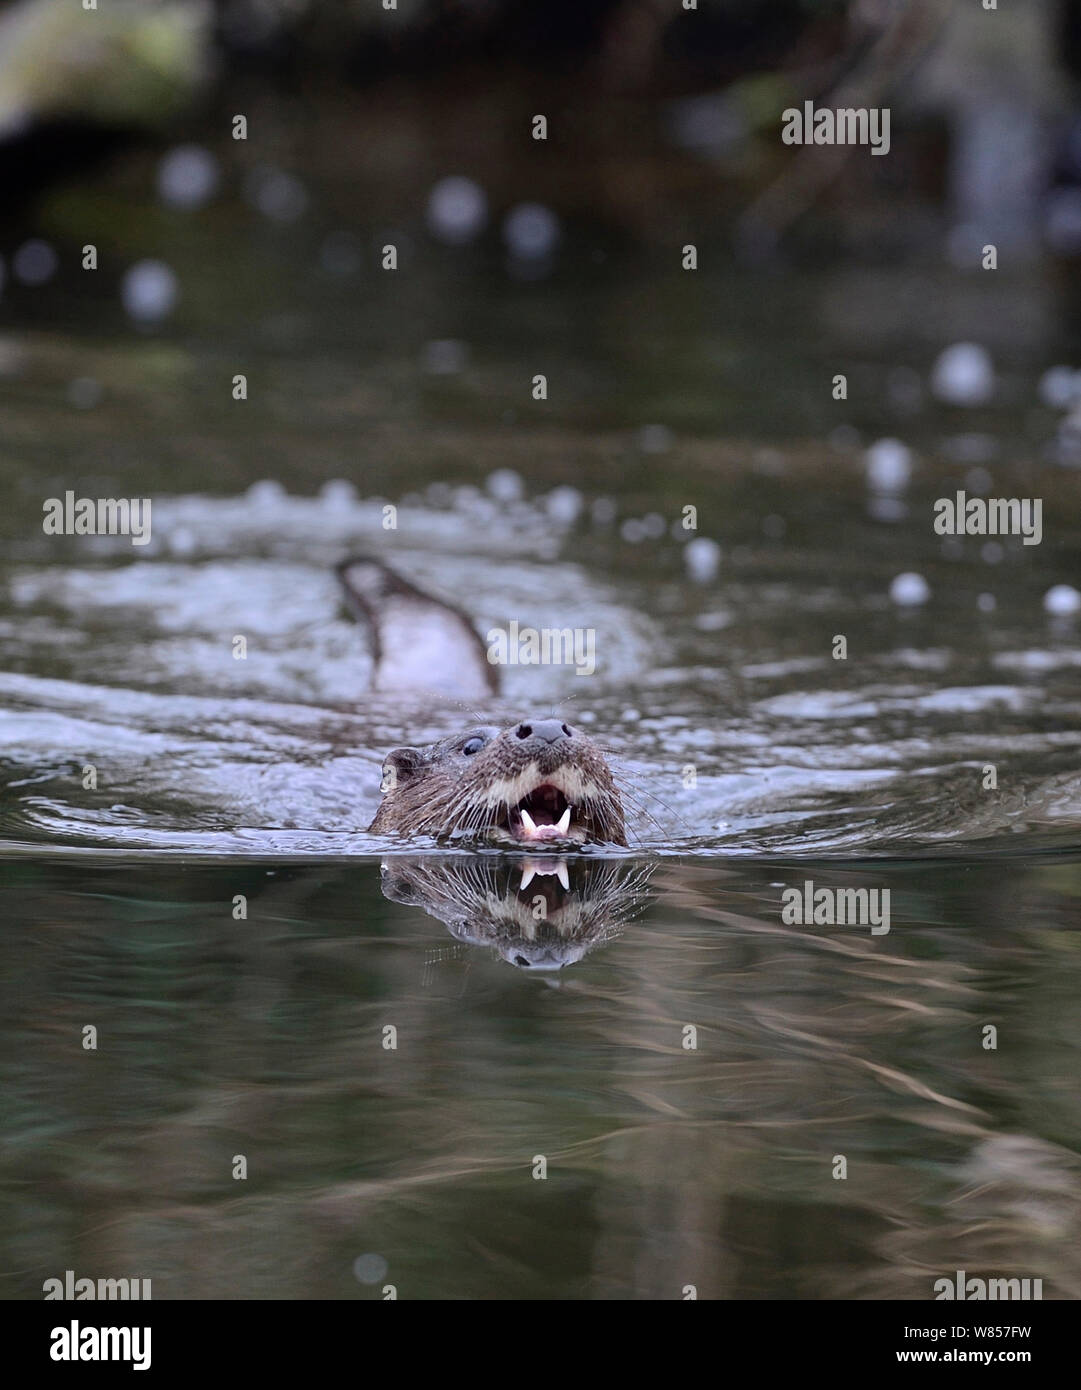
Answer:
[370, 718, 627, 846]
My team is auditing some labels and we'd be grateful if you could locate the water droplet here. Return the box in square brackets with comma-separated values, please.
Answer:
[427, 176, 487, 245]
[121, 260, 178, 323]
[1038, 365, 1081, 410]
[1044, 584, 1081, 616]
[865, 438, 911, 492]
[245, 166, 308, 223]
[889, 572, 930, 606]
[246, 479, 286, 506]
[684, 537, 722, 583]
[168, 526, 197, 556]
[157, 145, 219, 210]
[319, 479, 356, 506]
[930, 343, 994, 407]
[486, 469, 523, 502]
[13, 239, 58, 286]
[546, 486, 582, 525]
[503, 202, 560, 261]
[352, 1253, 389, 1285]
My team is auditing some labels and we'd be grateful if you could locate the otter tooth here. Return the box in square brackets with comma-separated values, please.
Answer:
[556, 861, 570, 891]
[556, 806, 572, 836]
[521, 865, 536, 890]
[520, 809, 539, 836]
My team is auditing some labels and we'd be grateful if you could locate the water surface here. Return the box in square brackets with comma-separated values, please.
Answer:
[2, 109, 1080, 1300]
[1, 852, 1078, 1299]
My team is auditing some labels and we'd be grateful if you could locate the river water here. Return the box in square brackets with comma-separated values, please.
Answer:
[1, 122, 1080, 1297]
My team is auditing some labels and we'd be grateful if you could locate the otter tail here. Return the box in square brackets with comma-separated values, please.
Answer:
[335, 556, 498, 700]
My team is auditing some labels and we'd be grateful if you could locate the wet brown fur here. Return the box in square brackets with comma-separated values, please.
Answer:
[370, 721, 627, 845]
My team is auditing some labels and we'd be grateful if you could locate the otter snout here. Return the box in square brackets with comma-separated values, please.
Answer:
[514, 719, 573, 748]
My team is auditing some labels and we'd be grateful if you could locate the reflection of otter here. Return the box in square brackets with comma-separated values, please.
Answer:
[379, 856, 655, 970]
[372, 719, 627, 846]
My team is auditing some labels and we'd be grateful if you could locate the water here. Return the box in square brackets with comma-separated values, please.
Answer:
[2, 853, 1079, 1299]
[1, 467, 1079, 854]
[2, 113, 1080, 1298]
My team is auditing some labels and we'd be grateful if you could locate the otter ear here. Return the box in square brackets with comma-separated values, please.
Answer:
[380, 746, 425, 793]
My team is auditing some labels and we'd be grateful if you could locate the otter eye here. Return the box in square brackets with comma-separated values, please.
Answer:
[462, 736, 486, 756]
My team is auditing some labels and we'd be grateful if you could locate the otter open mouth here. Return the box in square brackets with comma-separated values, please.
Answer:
[506, 783, 581, 843]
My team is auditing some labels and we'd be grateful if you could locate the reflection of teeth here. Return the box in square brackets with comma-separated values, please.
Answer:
[521, 809, 538, 835]
[521, 857, 571, 888]
[556, 806, 572, 835]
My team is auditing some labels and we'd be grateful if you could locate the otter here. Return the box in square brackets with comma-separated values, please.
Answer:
[336, 555, 628, 845]
[371, 719, 627, 845]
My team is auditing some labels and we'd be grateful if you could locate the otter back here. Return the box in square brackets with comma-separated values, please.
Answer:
[336, 556, 497, 700]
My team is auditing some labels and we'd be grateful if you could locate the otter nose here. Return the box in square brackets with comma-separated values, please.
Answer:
[515, 719, 572, 745]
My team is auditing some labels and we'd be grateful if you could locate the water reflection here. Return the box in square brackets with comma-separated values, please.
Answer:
[2, 853, 1079, 1299]
[380, 855, 656, 971]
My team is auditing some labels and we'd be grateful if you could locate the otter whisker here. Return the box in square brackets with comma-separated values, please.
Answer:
[609, 767, 692, 831]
